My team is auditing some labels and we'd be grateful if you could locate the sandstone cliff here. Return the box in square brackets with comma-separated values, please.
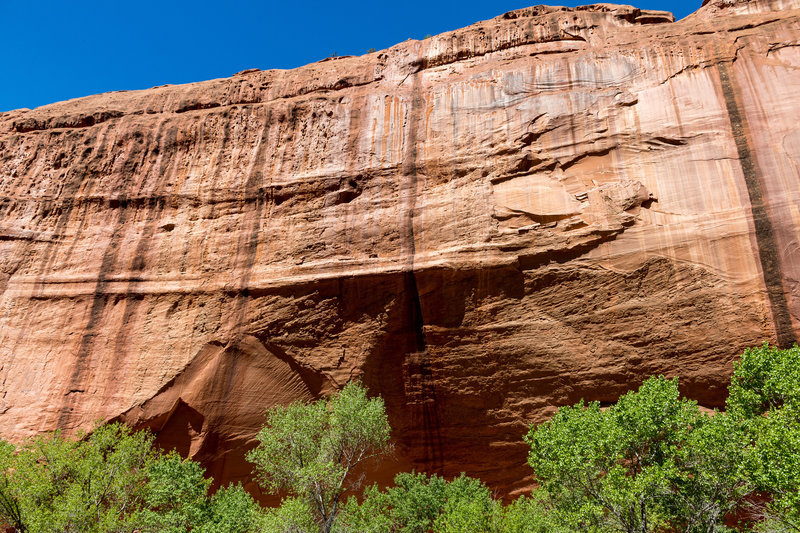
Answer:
[1, 0, 800, 498]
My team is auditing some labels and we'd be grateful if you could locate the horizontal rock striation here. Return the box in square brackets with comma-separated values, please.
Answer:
[2, 0, 800, 498]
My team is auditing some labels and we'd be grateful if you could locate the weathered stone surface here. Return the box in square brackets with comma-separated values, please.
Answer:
[1, 0, 800, 498]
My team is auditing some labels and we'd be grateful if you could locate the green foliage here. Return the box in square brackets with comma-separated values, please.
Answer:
[0, 423, 158, 533]
[247, 381, 390, 532]
[728, 343, 800, 418]
[747, 407, 800, 530]
[431, 474, 499, 533]
[497, 493, 572, 533]
[337, 484, 393, 533]
[336, 472, 499, 533]
[385, 472, 452, 531]
[201, 484, 263, 533]
[526, 376, 748, 532]
[0, 440, 23, 531]
[0, 423, 263, 533]
[728, 344, 800, 530]
[135, 451, 211, 532]
[671, 412, 749, 531]
[521, 347, 800, 532]
[389, 472, 493, 532]
[261, 496, 318, 533]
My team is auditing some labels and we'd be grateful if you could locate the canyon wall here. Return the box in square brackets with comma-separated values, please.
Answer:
[2, 0, 800, 498]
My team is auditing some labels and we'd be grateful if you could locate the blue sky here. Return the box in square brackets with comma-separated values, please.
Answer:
[0, 0, 700, 112]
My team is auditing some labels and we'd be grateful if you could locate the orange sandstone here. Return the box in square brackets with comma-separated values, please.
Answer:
[1, 0, 799, 498]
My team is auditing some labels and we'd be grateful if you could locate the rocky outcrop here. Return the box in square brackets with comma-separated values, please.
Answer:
[2, 0, 800, 498]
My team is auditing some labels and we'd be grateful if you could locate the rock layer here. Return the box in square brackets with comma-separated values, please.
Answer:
[2, 0, 800, 498]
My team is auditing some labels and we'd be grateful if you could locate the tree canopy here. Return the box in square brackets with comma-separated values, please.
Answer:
[247, 381, 391, 533]
[728, 343, 800, 529]
[525, 376, 751, 532]
[0, 423, 262, 533]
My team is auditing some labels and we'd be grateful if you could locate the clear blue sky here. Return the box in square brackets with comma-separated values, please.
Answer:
[0, 0, 701, 112]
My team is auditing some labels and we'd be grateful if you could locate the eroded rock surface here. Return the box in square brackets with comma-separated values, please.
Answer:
[2, 0, 800, 498]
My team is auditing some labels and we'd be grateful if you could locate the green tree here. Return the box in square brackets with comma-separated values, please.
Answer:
[0, 423, 158, 533]
[337, 471, 500, 533]
[727, 344, 800, 530]
[671, 411, 751, 530]
[262, 496, 318, 533]
[134, 451, 211, 532]
[0, 423, 264, 533]
[383, 472, 452, 532]
[390, 472, 496, 533]
[337, 484, 392, 532]
[727, 343, 800, 418]
[246, 381, 391, 533]
[525, 376, 748, 532]
[0, 439, 27, 532]
[198, 484, 263, 533]
[432, 494, 499, 533]
[497, 492, 573, 533]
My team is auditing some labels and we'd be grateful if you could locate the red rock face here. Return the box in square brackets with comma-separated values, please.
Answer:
[1, 0, 800, 499]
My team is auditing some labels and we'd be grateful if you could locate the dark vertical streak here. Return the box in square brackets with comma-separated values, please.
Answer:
[718, 62, 796, 348]
[401, 71, 427, 352]
[110, 121, 172, 367]
[57, 198, 131, 427]
[229, 109, 273, 338]
[405, 272, 427, 351]
[8, 130, 109, 357]
[400, 65, 444, 472]
[58, 129, 151, 427]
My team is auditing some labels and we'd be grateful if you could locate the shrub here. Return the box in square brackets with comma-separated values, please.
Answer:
[247, 381, 390, 533]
